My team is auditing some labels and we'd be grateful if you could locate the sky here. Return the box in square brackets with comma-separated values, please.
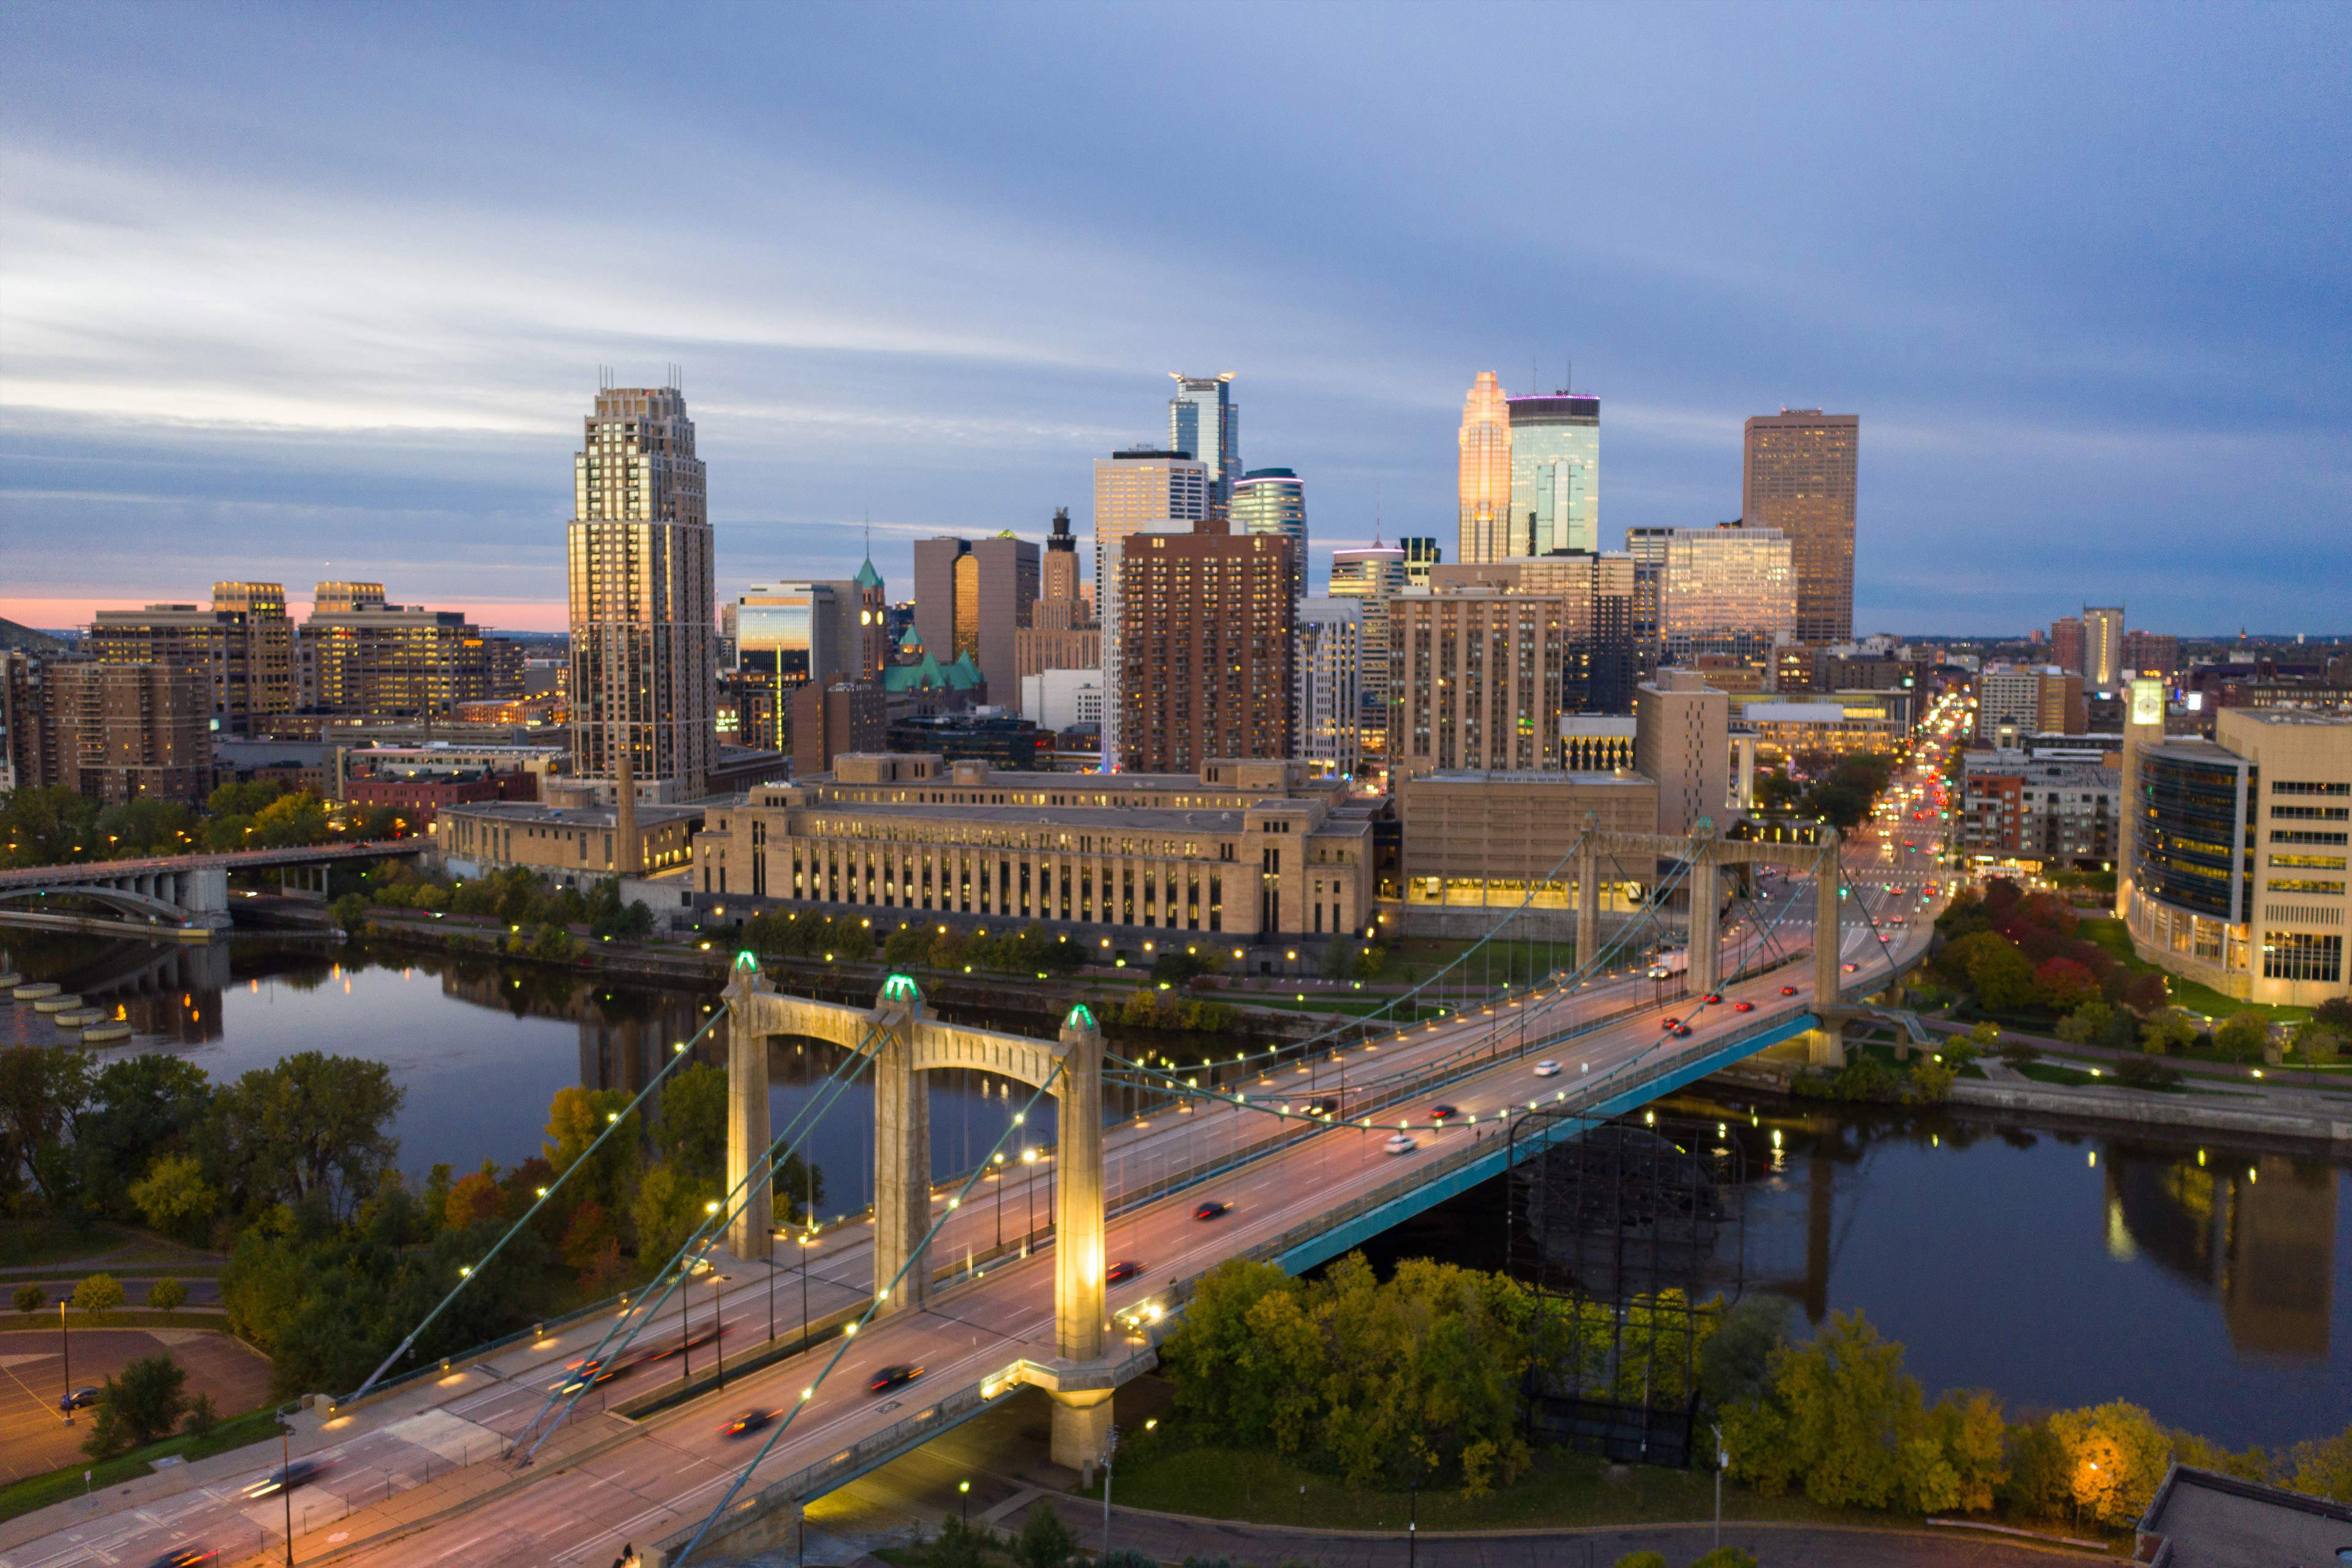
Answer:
[4, 1, 2348, 638]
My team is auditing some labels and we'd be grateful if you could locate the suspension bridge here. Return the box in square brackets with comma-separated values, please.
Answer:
[3, 815, 1950, 1568]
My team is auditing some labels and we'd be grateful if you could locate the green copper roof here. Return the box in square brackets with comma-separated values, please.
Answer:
[855, 556, 883, 590]
[897, 625, 924, 649]
[881, 650, 984, 693]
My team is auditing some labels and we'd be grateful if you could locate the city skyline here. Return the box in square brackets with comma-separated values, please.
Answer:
[4, 5, 2348, 636]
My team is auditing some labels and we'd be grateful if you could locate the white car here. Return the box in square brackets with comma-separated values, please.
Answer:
[1533, 1060, 1562, 1077]
[1384, 1134, 1419, 1155]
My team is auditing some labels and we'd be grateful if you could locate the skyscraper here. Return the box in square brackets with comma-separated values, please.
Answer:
[1507, 391, 1600, 557]
[1659, 526, 1797, 663]
[1330, 542, 1408, 760]
[1293, 598, 1362, 778]
[2051, 615, 2086, 676]
[1231, 467, 1307, 606]
[1741, 410, 1859, 645]
[1389, 584, 1564, 777]
[1093, 447, 1209, 763]
[567, 382, 714, 799]
[1457, 372, 1512, 564]
[1114, 531, 1295, 772]
[912, 533, 1039, 708]
[1399, 537, 1442, 590]
[1167, 373, 1240, 504]
[1626, 526, 1672, 669]
[1041, 505, 1080, 608]
[1432, 554, 1640, 715]
[2084, 605, 2125, 690]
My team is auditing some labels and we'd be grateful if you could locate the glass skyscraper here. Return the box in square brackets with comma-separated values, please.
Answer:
[1231, 467, 1306, 605]
[1167, 373, 1240, 503]
[1456, 372, 1511, 564]
[1507, 393, 1600, 557]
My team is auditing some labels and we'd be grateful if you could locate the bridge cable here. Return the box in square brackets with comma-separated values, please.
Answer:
[341, 995, 735, 1406]
[669, 1058, 1069, 1567]
[510, 1012, 888, 1462]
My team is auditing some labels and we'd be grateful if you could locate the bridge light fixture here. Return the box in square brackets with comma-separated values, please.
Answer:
[843, 1321, 858, 1335]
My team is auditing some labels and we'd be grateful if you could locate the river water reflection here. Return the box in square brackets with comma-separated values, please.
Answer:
[7, 929, 2344, 1447]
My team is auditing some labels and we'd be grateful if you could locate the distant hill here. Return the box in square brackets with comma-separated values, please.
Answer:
[0, 619, 72, 654]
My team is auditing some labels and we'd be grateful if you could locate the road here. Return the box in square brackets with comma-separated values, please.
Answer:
[7, 811, 1954, 1568]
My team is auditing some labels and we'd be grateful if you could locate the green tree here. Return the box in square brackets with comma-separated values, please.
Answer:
[129, 1152, 221, 1240]
[2292, 1021, 2345, 1064]
[0, 1044, 94, 1211]
[93, 797, 198, 857]
[331, 891, 372, 935]
[2139, 1009, 2198, 1055]
[1697, 1295, 1790, 1409]
[657, 1062, 729, 1187]
[2054, 999, 2113, 1046]
[1611, 1556, 1668, 1568]
[1762, 1310, 1920, 1509]
[147, 1278, 189, 1316]
[2286, 1421, 2352, 1502]
[931, 1516, 995, 1568]
[205, 1052, 404, 1218]
[0, 785, 100, 867]
[208, 778, 285, 816]
[81, 1352, 187, 1458]
[1011, 1501, 1079, 1568]
[74, 1272, 127, 1318]
[80, 1054, 213, 1219]
[882, 923, 931, 967]
[13, 1284, 43, 1314]
[1689, 1552, 1757, 1568]
[631, 1161, 716, 1268]
[252, 790, 331, 847]
[2212, 1011, 2271, 1062]
[543, 1085, 639, 1212]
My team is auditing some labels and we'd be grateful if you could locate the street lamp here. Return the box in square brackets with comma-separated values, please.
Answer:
[1022, 1148, 1039, 1253]
[959, 1479, 971, 1526]
[992, 1150, 1006, 1251]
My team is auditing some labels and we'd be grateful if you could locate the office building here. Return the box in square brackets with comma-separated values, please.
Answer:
[1626, 526, 1670, 668]
[1167, 373, 1241, 504]
[1977, 666, 2046, 745]
[733, 582, 839, 751]
[1389, 585, 1564, 778]
[2037, 668, 2087, 736]
[821, 558, 889, 684]
[2084, 605, 2125, 690]
[567, 383, 715, 800]
[1015, 510, 1101, 717]
[45, 661, 211, 805]
[2050, 616, 2086, 675]
[1507, 391, 1600, 557]
[1397, 769, 1658, 910]
[1428, 554, 1639, 715]
[1041, 505, 1081, 608]
[1457, 372, 1512, 564]
[791, 680, 888, 775]
[1958, 750, 2119, 870]
[1732, 698, 1907, 764]
[1112, 530, 1296, 773]
[1561, 715, 1639, 772]
[912, 533, 1038, 708]
[1093, 447, 1209, 763]
[303, 592, 496, 718]
[1329, 543, 1409, 758]
[884, 712, 1047, 771]
[208, 582, 298, 718]
[434, 798, 702, 884]
[1659, 526, 1796, 663]
[2121, 707, 2351, 1003]
[1400, 537, 1441, 590]
[0, 650, 58, 793]
[1635, 669, 1732, 838]
[1019, 669, 1105, 734]
[691, 753, 1377, 943]
[1292, 597, 1362, 779]
[1741, 410, 1859, 645]
[1231, 468, 1307, 606]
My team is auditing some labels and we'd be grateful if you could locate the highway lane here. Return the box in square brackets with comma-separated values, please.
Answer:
[16, 826, 1952, 1568]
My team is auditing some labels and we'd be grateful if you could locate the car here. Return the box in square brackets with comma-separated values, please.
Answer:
[58, 1385, 100, 1413]
[244, 1459, 330, 1499]
[1660, 1017, 1681, 1029]
[1903, 840, 1916, 848]
[1384, 1134, 1419, 1155]
[1192, 1200, 1231, 1221]
[1106, 1260, 1144, 1284]
[717, 1408, 780, 1439]
[1310, 1096, 1340, 1116]
[552, 1356, 624, 1395]
[1844, 962, 1860, 973]
[144, 1550, 220, 1568]
[1734, 1000, 1754, 1012]
[1781, 985, 1798, 997]
[1670, 1023, 1694, 1038]
[1702, 993, 1722, 1005]
[1533, 1060, 1561, 1077]
[869, 1363, 925, 1393]
[1427, 1104, 1457, 1120]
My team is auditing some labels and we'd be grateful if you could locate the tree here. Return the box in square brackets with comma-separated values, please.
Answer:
[206, 1053, 404, 1219]
[543, 1085, 639, 1212]
[2212, 1011, 2271, 1062]
[445, 1166, 505, 1229]
[1698, 1296, 1790, 1409]
[932, 1515, 997, 1568]
[13, 1284, 43, 1314]
[0, 785, 100, 867]
[80, 1055, 213, 1219]
[2048, 1401, 2171, 1527]
[2293, 1022, 2345, 1064]
[74, 1272, 127, 1319]
[252, 790, 331, 848]
[631, 1162, 716, 1270]
[94, 797, 198, 857]
[0, 1043, 94, 1210]
[560, 1199, 622, 1284]
[1611, 1556, 1668, 1568]
[129, 1152, 221, 1240]
[331, 891, 372, 935]
[147, 1278, 189, 1316]
[1926, 1390, 2008, 1512]
[183, 1392, 218, 1438]
[1759, 1310, 1920, 1509]
[2032, 957, 2100, 1011]
[2054, 999, 2113, 1046]
[1689, 1553, 1757, 1568]
[1967, 942, 2037, 1012]
[1012, 1502, 1079, 1568]
[2139, 1009, 2198, 1055]
[2286, 1420, 2352, 1502]
[82, 1352, 188, 1458]
[658, 1063, 729, 1188]
[882, 923, 930, 967]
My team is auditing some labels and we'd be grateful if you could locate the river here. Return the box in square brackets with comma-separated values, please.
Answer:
[4, 927, 2344, 1449]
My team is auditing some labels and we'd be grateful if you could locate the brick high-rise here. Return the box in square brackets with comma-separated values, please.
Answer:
[1741, 410, 1858, 645]
[1113, 531, 1295, 773]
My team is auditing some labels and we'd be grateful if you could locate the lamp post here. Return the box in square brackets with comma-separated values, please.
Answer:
[704, 1204, 725, 1390]
[58, 1301, 69, 1426]
[992, 1151, 1005, 1251]
[1022, 1148, 1039, 1254]
[1100, 1424, 1118, 1562]
[1712, 1423, 1726, 1552]
[959, 1478, 971, 1526]
[280, 1403, 296, 1567]
[799, 1232, 814, 1340]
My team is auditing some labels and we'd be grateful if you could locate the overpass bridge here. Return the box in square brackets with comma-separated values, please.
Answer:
[0, 839, 421, 937]
[2, 818, 1950, 1568]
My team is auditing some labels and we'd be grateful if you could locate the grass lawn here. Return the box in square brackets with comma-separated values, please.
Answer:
[1075, 1442, 1909, 1533]
[0, 1220, 207, 1273]
[2078, 918, 2310, 1025]
[1383, 937, 1585, 990]
[0, 1406, 281, 1525]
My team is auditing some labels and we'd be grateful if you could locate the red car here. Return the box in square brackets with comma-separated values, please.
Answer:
[1106, 1260, 1145, 1284]
[1702, 993, 1722, 1005]
[1670, 1023, 1694, 1038]
[1735, 1001, 1754, 1012]
[1779, 985, 1798, 997]
[1660, 1017, 1681, 1030]
[1844, 962, 1860, 972]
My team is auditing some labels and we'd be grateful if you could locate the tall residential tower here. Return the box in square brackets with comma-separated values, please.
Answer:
[567, 382, 715, 799]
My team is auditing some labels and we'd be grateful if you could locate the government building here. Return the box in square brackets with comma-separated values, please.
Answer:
[690, 754, 1380, 957]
